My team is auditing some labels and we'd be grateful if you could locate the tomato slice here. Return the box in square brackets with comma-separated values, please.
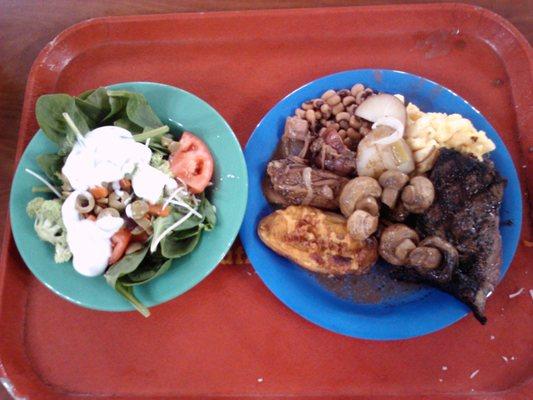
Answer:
[109, 228, 132, 265]
[170, 132, 214, 194]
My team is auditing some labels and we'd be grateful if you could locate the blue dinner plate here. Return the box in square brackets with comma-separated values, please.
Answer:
[239, 70, 522, 340]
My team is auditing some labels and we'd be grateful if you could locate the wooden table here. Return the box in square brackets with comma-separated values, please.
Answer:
[0, 1, 530, 399]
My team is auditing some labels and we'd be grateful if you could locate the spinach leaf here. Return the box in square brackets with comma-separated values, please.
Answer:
[74, 87, 110, 125]
[104, 95, 128, 122]
[172, 226, 202, 240]
[161, 230, 202, 259]
[113, 117, 143, 133]
[35, 94, 91, 154]
[115, 282, 150, 317]
[104, 246, 150, 317]
[36, 153, 64, 185]
[125, 93, 164, 129]
[120, 250, 172, 286]
[106, 90, 163, 131]
[104, 246, 149, 286]
[198, 196, 217, 231]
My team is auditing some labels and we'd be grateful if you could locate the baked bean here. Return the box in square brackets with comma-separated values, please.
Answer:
[351, 83, 364, 96]
[295, 108, 306, 118]
[305, 109, 316, 124]
[337, 89, 350, 98]
[335, 112, 350, 122]
[346, 104, 357, 115]
[321, 89, 336, 100]
[331, 103, 345, 115]
[326, 94, 341, 106]
[302, 101, 314, 111]
[339, 120, 349, 130]
[312, 99, 324, 108]
[343, 96, 356, 106]
[355, 90, 366, 104]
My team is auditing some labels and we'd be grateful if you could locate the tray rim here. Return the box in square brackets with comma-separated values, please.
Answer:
[1, 3, 531, 398]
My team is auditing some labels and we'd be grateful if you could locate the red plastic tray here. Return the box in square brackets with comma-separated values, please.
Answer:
[1, 4, 532, 399]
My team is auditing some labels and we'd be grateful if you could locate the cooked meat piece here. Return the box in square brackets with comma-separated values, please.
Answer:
[280, 116, 315, 159]
[258, 205, 378, 275]
[310, 128, 357, 176]
[265, 156, 348, 210]
[391, 149, 506, 323]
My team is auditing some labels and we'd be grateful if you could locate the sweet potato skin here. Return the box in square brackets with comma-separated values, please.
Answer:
[258, 206, 378, 275]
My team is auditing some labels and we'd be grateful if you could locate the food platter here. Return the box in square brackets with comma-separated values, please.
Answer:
[240, 69, 522, 340]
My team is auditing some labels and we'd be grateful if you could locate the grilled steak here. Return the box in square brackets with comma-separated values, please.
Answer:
[392, 149, 506, 323]
[264, 156, 348, 210]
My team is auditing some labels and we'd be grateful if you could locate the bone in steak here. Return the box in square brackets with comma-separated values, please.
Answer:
[392, 148, 506, 323]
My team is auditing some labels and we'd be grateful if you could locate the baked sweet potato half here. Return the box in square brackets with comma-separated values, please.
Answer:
[258, 205, 378, 275]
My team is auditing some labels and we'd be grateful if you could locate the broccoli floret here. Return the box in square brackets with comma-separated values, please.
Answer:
[26, 197, 45, 218]
[54, 242, 73, 263]
[150, 152, 172, 177]
[26, 197, 71, 263]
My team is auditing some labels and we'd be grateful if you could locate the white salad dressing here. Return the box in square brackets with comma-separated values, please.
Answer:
[61, 126, 178, 276]
[62, 191, 124, 277]
[132, 164, 178, 204]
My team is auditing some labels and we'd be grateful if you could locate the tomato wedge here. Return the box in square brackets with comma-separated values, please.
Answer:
[109, 228, 132, 265]
[169, 132, 214, 194]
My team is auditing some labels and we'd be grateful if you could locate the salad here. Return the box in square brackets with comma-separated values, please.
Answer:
[25, 87, 216, 316]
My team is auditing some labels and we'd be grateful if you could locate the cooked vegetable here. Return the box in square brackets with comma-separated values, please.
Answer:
[378, 224, 419, 266]
[26, 197, 72, 263]
[378, 170, 409, 209]
[109, 228, 132, 265]
[356, 126, 415, 178]
[258, 205, 378, 275]
[401, 176, 435, 213]
[355, 93, 407, 127]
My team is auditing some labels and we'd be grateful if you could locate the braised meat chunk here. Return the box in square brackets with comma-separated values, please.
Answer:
[392, 149, 506, 323]
[264, 156, 348, 210]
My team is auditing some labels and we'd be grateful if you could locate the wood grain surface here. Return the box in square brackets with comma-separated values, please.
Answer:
[0, 1, 530, 399]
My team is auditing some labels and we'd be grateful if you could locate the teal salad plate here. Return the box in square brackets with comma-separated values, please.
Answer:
[10, 82, 248, 312]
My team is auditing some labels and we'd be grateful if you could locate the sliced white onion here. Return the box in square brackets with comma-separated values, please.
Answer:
[371, 116, 405, 145]
[302, 167, 314, 205]
[355, 93, 407, 126]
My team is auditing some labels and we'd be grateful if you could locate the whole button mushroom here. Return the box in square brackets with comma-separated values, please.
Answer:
[339, 176, 382, 240]
[378, 170, 409, 209]
[339, 176, 382, 217]
[347, 210, 379, 241]
[407, 236, 458, 283]
[378, 224, 420, 266]
[401, 176, 435, 213]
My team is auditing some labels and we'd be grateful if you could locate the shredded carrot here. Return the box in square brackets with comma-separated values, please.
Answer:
[119, 179, 132, 191]
[148, 204, 171, 217]
[89, 186, 109, 199]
